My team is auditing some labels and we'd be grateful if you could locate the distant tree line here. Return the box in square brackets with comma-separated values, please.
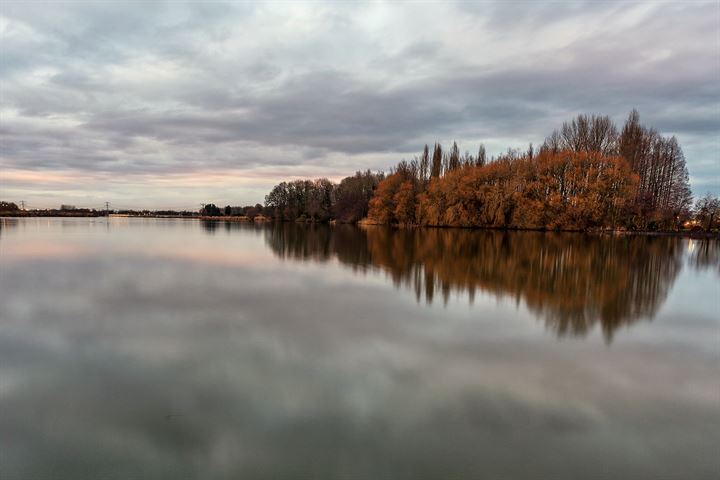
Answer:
[199, 203, 269, 219]
[263, 170, 383, 223]
[0, 202, 202, 218]
[0, 202, 104, 217]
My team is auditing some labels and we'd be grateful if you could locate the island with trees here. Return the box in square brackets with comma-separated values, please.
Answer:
[260, 111, 718, 233]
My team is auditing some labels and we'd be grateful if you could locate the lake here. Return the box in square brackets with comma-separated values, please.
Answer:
[1, 217, 718, 479]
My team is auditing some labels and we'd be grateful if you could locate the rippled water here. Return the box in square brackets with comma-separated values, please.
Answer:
[1, 217, 718, 479]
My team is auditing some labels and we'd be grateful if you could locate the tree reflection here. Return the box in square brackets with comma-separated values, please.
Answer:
[265, 224, 689, 341]
[200, 220, 220, 234]
[0, 217, 19, 236]
[689, 239, 720, 274]
[266, 223, 373, 269]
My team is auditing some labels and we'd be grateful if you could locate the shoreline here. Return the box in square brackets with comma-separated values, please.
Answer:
[3, 214, 718, 238]
[357, 223, 720, 239]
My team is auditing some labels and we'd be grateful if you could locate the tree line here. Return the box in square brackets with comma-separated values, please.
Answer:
[200, 203, 267, 218]
[254, 111, 717, 232]
[264, 170, 383, 223]
[368, 111, 714, 231]
[0, 202, 106, 217]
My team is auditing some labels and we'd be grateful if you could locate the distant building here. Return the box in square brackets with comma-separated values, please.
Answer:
[60, 205, 76, 211]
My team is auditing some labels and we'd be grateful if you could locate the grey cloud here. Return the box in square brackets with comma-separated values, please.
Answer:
[1, 0, 718, 205]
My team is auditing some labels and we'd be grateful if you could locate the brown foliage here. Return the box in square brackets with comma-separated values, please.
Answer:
[259, 110, 693, 231]
[393, 181, 416, 225]
[371, 150, 637, 230]
[367, 172, 405, 224]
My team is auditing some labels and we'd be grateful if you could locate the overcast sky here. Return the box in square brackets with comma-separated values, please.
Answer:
[1, 1, 718, 209]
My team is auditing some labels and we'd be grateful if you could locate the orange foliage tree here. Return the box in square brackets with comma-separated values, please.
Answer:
[368, 170, 421, 225]
[374, 150, 637, 230]
[367, 173, 404, 224]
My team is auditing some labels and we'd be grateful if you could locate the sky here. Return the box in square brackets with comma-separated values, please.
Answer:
[1, 0, 718, 210]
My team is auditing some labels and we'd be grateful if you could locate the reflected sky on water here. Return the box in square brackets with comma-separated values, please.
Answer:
[1, 218, 718, 479]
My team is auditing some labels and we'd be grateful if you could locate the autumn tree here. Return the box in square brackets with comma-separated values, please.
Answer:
[334, 170, 383, 223]
[477, 144, 487, 167]
[394, 181, 417, 225]
[430, 143, 443, 178]
[616, 111, 693, 229]
[538, 110, 693, 230]
[548, 114, 618, 155]
[367, 173, 406, 224]
[419, 144, 430, 187]
[447, 141, 461, 172]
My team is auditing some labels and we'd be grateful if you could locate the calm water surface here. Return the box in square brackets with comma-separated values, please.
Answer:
[1, 217, 718, 479]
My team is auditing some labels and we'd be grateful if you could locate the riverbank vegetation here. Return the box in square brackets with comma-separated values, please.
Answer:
[260, 111, 718, 232]
[264, 170, 383, 223]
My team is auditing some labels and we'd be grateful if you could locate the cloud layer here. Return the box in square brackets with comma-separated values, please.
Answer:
[1, 1, 718, 208]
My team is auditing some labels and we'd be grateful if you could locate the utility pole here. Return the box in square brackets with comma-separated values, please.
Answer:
[104, 201, 111, 217]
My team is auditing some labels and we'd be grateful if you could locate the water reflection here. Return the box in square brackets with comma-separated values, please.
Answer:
[2, 218, 719, 479]
[265, 224, 687, 340]
[0, 217, 19, 236]
[201, 219, 220, 234]
[690, 238, 720, 273]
